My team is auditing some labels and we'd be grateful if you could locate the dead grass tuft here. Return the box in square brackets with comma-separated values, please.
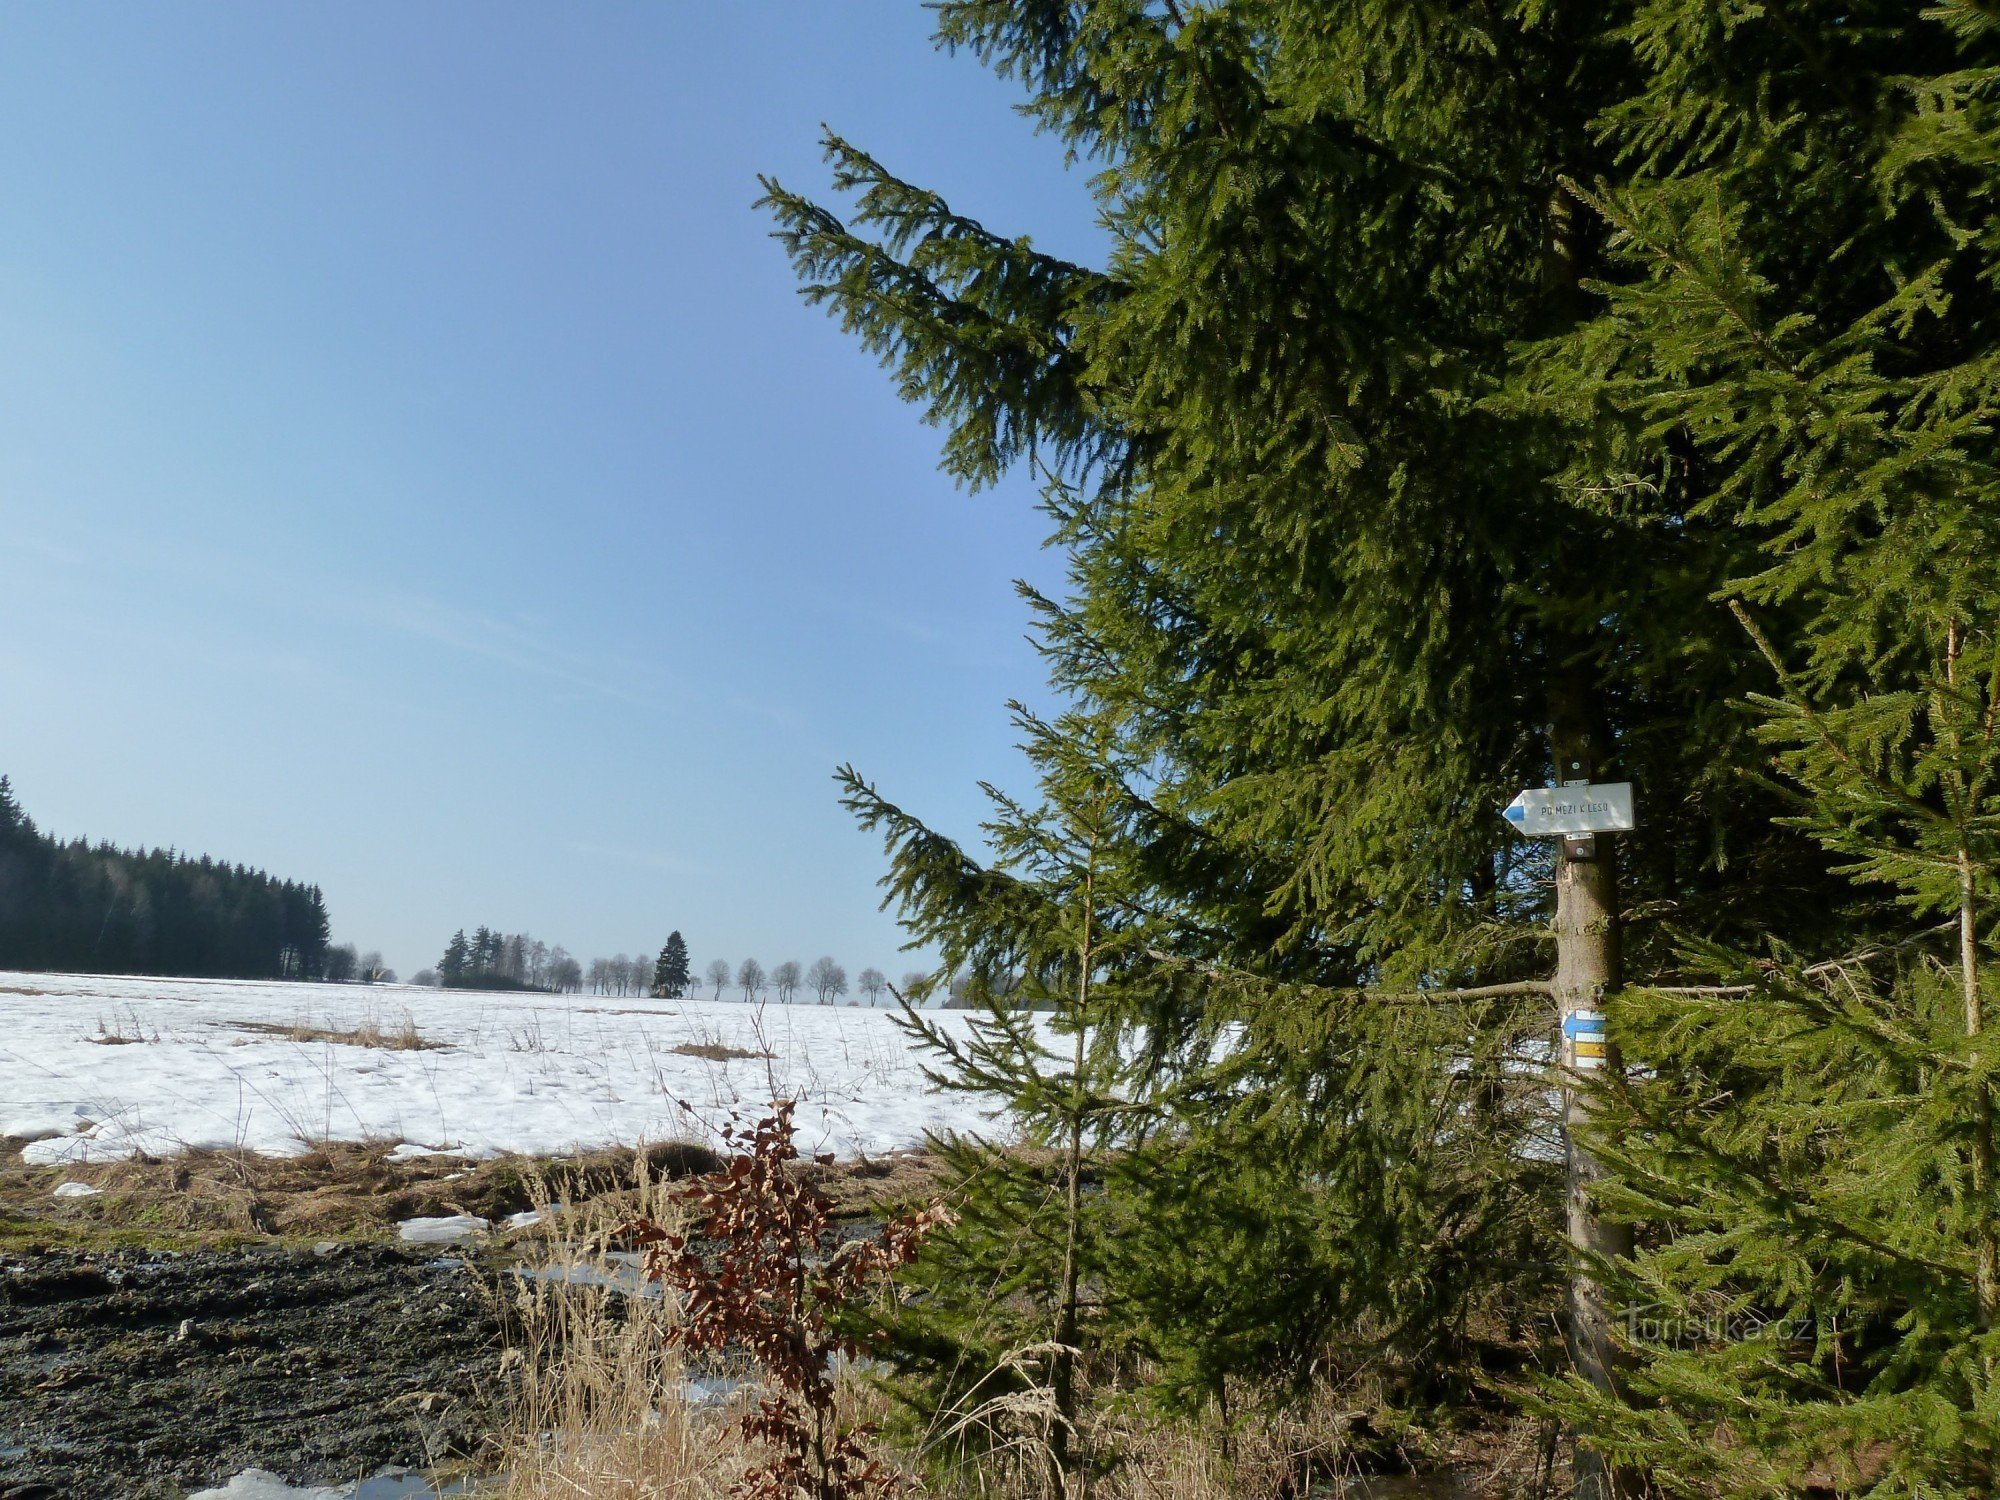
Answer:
[232, 1014, 442, 1051]
[487, 1153, 751, 1500]
[669, 1040, 773, 1063]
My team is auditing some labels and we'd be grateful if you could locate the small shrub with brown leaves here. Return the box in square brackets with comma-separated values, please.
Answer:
[629, 1101, 952, 1500]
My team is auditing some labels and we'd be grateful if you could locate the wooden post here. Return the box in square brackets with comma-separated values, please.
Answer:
[1550, 720, 1633, 1500]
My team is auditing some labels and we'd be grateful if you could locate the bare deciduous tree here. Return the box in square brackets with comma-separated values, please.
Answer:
[857, 967, 887, 1006]
[737, 956, 766, 1003]
[549, 951, 582, 992]
[806, 956, 847, 1005]
[706, 958, 732, 1001]
[770, 959, 802, 1003]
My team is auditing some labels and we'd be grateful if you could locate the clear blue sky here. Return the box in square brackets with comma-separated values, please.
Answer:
[0, 5, 1105, 980]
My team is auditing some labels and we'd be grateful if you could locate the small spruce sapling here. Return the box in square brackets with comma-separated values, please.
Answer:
[841, 708, 1157, 1496]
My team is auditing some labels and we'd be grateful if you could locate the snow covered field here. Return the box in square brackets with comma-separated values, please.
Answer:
[0, 972, 997, 1167]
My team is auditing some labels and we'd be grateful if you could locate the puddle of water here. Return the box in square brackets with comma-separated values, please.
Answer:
[513, 1248, 658, 1297]
[188, 1468, 472, 1499]
[396, 1214, 489, 1245]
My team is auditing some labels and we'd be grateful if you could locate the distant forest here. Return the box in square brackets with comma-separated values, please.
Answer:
[0, 777, 332, 979]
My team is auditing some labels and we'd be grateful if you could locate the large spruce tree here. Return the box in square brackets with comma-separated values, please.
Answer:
[764, 0, 1982, 1472]
[655, 930, 691, 998]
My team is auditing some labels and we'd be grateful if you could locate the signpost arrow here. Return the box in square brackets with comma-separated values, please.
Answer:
[1500, 781, 1635, 837]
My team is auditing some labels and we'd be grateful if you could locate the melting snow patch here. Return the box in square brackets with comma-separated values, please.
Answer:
[187, 1468, 460, 1498]
[52, 1181, 101, 1198]
[397, 1214, 489, 1244]
[385, 1143, 467, 1164]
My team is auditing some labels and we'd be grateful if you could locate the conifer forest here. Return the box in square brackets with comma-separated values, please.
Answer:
[0, 776, 332, 980]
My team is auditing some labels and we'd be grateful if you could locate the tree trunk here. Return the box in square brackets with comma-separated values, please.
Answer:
[1550, 701, 1634, 1500]
[1960, 851, 1997, 1328]
[1049, 853, 1096, 1500]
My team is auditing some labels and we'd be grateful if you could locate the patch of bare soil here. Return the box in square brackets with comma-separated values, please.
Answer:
[0, 1242, 500, 1497]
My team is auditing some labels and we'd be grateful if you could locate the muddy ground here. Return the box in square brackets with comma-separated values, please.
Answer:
[0, 1242, 498, 1497]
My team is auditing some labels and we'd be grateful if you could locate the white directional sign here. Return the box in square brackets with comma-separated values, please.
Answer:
[1501, 781, 1635, 837]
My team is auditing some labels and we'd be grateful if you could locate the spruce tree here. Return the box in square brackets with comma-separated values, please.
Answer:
[655, 930, 690, 998]
[1515, 3, 2000, 1486]
[0, 776, 333, 979]
[753, 1, 2000, 1478]
[1550, 624, 2000, 1495]
[841, 709, 1154, 1493]
[760, 0, 1855, 1429]
[439, 930, 471, 988]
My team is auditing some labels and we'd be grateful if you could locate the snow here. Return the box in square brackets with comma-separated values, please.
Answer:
[0, 972, 1000, 1166]
[396, 1214, 489, 1244]
[188, 1468, 457, 1498]
[51, 1181, 101, 1198]
[383, 1142, 469, 1164]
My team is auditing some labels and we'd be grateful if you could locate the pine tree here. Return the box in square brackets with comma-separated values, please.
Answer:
[655, 930, 690, 998]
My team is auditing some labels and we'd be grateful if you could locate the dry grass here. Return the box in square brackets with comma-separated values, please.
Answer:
[85, 1009, 161, 1045]
[0, 1137, 729, 1247]
[464, 1146, 1521, 1500]
[232, 1013, 442, 1051]
[668, 1040, 773, 1063]
[0, 1130, 946, 1251]
[484, 1139, 949, 1500]
[487, 1153, 752, 1500]
[664, 1048, 772, 1072]
[918, 1374, 1531, 1500]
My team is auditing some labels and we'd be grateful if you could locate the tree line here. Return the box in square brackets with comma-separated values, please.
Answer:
[687, 954, 895, 1005]
[761, 3, 2000, 1494]
[0, 776, 332, 980]
[422, 925, 900, 1004]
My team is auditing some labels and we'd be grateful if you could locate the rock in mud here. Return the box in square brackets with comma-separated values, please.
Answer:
[0, 1244, 501, 1498]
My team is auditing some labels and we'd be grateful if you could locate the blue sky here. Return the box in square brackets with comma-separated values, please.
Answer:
[0, 5, 1105, 980]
